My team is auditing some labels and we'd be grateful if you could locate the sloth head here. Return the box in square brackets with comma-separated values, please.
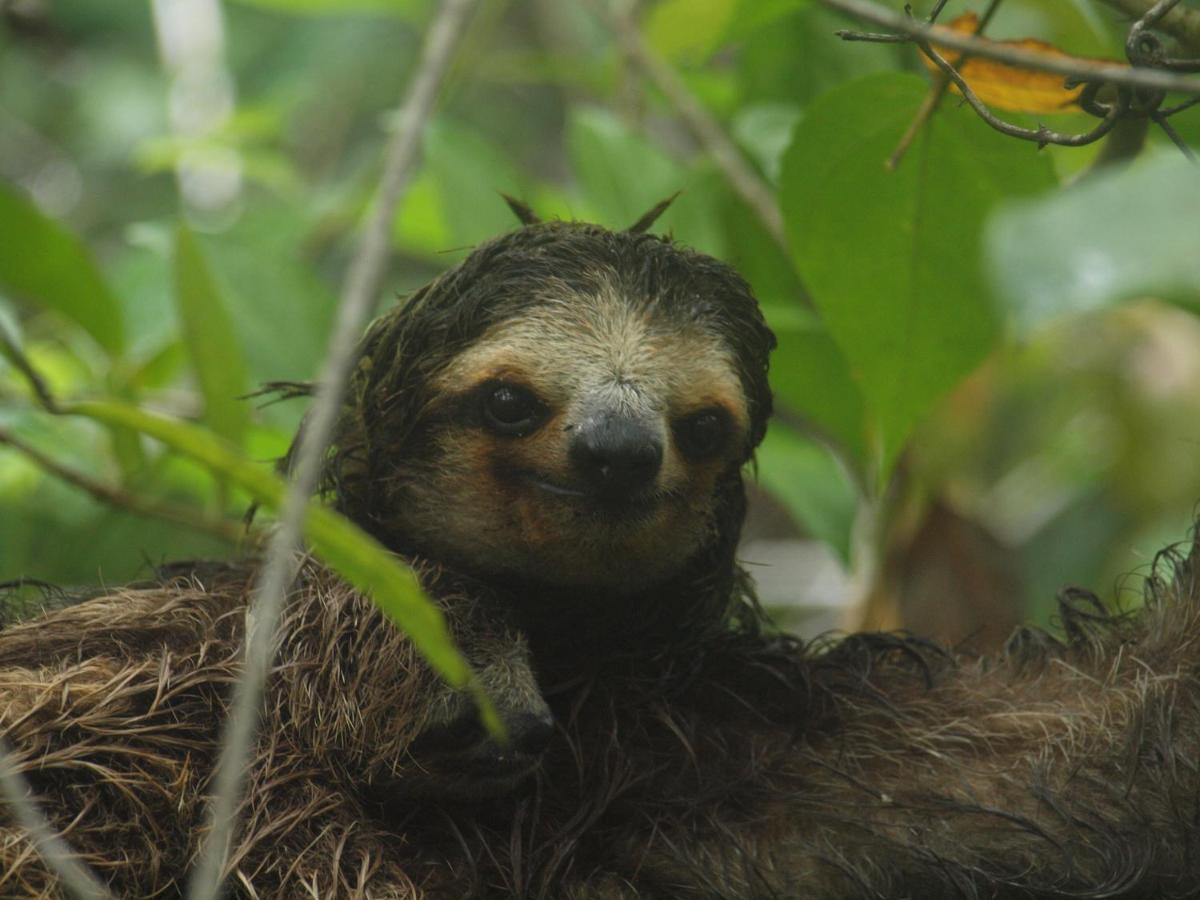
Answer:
[323, 208, 774, 618]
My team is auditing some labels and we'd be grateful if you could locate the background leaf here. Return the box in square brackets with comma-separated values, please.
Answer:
[986, 154, 1200, 331]
[755, 422, 857, 561]
[0, 182, 125, 356]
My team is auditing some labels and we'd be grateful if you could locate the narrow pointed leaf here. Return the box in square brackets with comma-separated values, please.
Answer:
[173, 225, 251, 448]
[0, 182, 124, 355]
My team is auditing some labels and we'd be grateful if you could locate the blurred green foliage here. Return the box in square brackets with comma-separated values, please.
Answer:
[1, 0, 1198, 630]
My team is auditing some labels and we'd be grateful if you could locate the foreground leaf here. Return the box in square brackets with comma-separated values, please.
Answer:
[780, 74, 1055, 478]
[61, 398, 499, 731]
[0, 182, 125, 356]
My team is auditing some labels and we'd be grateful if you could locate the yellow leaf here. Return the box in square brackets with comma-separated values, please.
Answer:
[921, 13, 1120, 114]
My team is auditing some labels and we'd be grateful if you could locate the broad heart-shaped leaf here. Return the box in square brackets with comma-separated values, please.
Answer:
[61, 397, 500, 736]
[780, 74, 1055, 479]
[987, 154, 1200, 330]
[0, 181, 124, 356]
[173, 225, 250, 449]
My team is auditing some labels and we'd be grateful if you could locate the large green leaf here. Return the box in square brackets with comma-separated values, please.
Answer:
[0, 181, 125, 355]
[61, 397, 498, 732]
[986, 154, 1200, 331]
[173, 225, 251, 449]
[780, 74, 1055, 477]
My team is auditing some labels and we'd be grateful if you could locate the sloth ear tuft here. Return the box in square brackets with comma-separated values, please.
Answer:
[627, 192, 680, 234]
[500, 193, 541, 225]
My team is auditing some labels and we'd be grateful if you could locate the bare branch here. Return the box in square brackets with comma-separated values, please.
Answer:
[0, 428, 249, 546]
[184, 1, 478, 897]
[598, 1, 789, 252]
[0, 738, 112, 900]
[887, 0, 1006, 170]
[920, 39, 1129, 146]
[821, 0, 1200, 96]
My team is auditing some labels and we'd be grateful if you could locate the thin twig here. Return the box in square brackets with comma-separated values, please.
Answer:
[600, 0, 789, 251]
[0, 737, 112, 900]
[184, 1, 477, 897]
[0, 428, 248, 545]
[921, 38, 1129, 146]
[887, 0, 1006, 170]
[0, 326, 57, 413]
[820, 0, 1200, 96]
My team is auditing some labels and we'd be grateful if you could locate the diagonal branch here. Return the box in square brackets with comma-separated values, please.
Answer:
[820, 0, 1200, 96]
[184, 1, 477, 897]
[0, 428, 248, 546]
[598, 1, 789, 252]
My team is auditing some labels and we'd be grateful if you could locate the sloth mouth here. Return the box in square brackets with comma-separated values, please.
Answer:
[525, 474, 669, 521]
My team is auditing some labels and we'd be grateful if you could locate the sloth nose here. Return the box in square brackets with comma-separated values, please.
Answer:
[569, 415, 663, 497]
[505, 710, 555, 758]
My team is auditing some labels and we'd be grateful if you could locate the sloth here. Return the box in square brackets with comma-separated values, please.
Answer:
[3, 203, 1200, 899]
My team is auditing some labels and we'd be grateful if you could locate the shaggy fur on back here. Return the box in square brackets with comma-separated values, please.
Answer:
[0, 560, 544, 897]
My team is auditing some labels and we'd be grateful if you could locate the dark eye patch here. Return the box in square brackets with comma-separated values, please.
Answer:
[478, 380, 547, 437]
[673, 407, 731, 460]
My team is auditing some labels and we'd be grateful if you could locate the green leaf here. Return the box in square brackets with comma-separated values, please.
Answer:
[766, 306, 867, 469]
[779, 74, 1055, 478]
[225, 0, 427, 15]
[986, 154, 1200, 331]
[755, 422, 857, 561]
[173, 225, 251, 449]
[61, 397, 499, 733]
[645, 0, 738, 64]
[725, 0, 809, 43]
[566, 107, 727, 256]
[0, 181, 125, 355]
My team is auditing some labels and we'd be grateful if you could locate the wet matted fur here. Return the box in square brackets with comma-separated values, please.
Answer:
[0, 560, 547, 897]
[4, 217, 1200, 898]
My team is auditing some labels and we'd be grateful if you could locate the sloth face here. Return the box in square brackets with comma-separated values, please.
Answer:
[392, 279, 753, 595]
[329, 222, 774, 600]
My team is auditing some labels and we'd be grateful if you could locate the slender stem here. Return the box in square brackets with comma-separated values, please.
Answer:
[601, 1, 789, 251]
[0, 428, 247, 546]
[184, 2, 477, 897]
[0, 738, 112, 900]
[887, 0, 1007, 170]
[921, 38, 1128, 146]
[821, 0, 1200, 96]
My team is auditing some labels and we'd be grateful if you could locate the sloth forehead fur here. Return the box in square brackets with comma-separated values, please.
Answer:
[331, 221, 775, 598]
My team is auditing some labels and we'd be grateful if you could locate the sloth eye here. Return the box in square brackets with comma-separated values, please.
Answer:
[674, 408, 728, 459]
[481, 383, 545, 436]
